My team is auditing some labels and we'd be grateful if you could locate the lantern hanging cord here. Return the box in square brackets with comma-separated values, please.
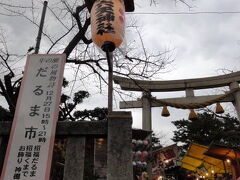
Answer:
[149, 88, 240, 109]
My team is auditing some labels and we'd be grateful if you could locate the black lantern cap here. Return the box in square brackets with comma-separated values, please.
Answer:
[101, 41, 116, 52]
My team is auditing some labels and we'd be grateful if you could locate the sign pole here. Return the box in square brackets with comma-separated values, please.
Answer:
[35, 1, 48, 54]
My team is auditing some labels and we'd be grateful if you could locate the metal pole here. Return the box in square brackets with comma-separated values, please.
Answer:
[222, 159, 227, 174]
[35, 1, 48, 54]
[107, 52, 113, 113]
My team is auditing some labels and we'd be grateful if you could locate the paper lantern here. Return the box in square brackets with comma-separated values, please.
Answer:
[91, 0, 125, 52]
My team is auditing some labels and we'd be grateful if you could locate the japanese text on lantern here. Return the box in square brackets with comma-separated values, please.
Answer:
[1, 54, 65, 180]
[95, 0, 115, 35]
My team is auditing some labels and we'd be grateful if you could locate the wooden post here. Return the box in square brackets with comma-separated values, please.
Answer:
[107, 111, 133, 180]
[63, 137, 86, 180]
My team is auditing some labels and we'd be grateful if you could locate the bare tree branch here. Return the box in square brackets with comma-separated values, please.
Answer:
[47, 25, 76, 54]
[63, 17, 90, 57]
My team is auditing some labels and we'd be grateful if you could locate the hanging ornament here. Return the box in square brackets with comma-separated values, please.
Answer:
[215, 102, 224, 114]
[91, 0, 125, 52]
[136, 140, 143, 145]
[136, 161, 142, 167]
[143, 140, 149, 146]
[132, 161, 136, 166]
[136, 140, 143, 149]
[188, 109, 198, 120]
[132, 151, 136, 159]
[132, 139, 136, 150]
[136, 151, 142, 161]
[161, 106, 170, 117]
[141, 151, 148, 162]
[142, 162, 147, 167]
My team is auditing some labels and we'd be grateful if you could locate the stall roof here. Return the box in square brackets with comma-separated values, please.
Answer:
[181, 143, 231, 176]
[132, 128, 152, 140]
[205, 144, 240, 160]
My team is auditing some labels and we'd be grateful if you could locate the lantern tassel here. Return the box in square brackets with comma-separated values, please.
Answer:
[161, 106, 170, 117]
[188, 109, 198, 120]
[216, 102, 224, 114]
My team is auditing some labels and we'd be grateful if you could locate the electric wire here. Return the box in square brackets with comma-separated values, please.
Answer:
[127, 11, 240, 15]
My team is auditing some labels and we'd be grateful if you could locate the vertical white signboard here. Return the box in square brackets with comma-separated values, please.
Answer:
[1, 54, 65, 180]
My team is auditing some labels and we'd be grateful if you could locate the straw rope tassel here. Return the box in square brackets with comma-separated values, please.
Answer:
[161, 106, 170, 117]
[216, 102, 224, 114]
[188, 109, 198, 120]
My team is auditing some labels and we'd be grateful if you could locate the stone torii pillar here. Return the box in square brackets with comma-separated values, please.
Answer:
[141, 90, 153, 180]
[142, 90, 152, 131]
[230, 82, 240, 118]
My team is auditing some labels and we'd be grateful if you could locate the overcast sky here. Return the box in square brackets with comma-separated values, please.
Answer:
[125, 0, 240, 144]
[1, 0, 240, 145]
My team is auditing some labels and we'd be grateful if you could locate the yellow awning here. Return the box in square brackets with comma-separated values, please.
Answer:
[181, 143, 231, 177]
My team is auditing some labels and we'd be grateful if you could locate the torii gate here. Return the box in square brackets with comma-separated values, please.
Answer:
[113, 71, 240, 131]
